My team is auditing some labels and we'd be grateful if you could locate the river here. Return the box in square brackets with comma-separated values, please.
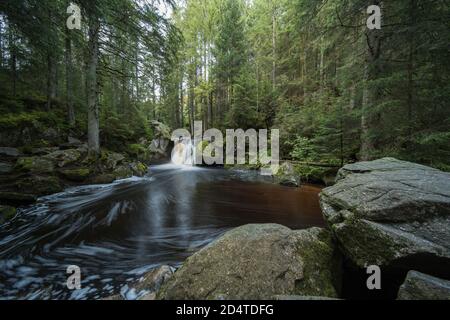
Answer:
[0, 164, 324, 300]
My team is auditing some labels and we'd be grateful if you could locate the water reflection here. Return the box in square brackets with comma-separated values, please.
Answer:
[0, 165, 324, 300]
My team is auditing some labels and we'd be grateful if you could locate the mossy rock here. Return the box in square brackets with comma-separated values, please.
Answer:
[0, 192, 37, 205]
[320, 158, 450, 271]
[129, 162, 148, 177]
[113, 165, 133, 180]
[15, 175, 63, 196]
[293, 164, 338, 185]
[60, 168, 91, 182]
[100, 150, 125, 171]
[158, 225, 341, 300]
[44, 149, 82, 168]
[15, 157, 54, 174]
[275, 162, 300, 187]
[0, 205, 17, 224]
[90, 174, 117, 185]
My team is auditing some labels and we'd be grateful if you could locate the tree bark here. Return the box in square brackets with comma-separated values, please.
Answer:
[272, 9, 276, 91]
[9, 27, 17, 97]
[46, 52, 57, 110]
[360, 0, 383, 161]
[65, 28, 75, 126]
[87, 17, 100, 155]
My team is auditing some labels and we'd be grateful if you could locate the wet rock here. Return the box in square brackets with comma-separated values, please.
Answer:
[113, 165, 133, 180]
[129, 162, 148, 177]
[90, 174, 117, 185]
[15, 156, 54, 174]
[0, 162, 13, 174]
[0, 192, 37, 205]
[31, 147, 59, 156]
[60, 168, 91, 182]
[134, 266, 174, 295]
[397, 271, 450, 300]
[275, 162, 300, 187]
[101, 151, 125, 171]
[0, 147, 20, 157]
[148, 121, 171, 162]
[15, 175, 63, 196]
[158, 224, 341, 300]
[139, 293, 157, 300]
[44, 149, 82, 168]
[0, 205, 16, 224]
[320, 158, 450, 271]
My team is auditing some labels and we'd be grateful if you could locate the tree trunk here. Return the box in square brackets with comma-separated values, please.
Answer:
[179, 80, 184, 127]
[10, 32, 17, 98]
[272, 10, 276, 91]
[65, 28, 75, 126]
[0, 20, 3, 68]
[87, 17, 100, 155]
[47, 52, 57, 110]
[360, 0, 383, 161]
[407, 0, 417, 137]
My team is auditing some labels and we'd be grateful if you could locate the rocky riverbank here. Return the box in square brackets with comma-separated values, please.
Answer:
[111, 158, 449, 300]
[0, 121, 173, 222]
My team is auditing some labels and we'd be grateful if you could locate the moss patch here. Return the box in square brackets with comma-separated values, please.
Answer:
[60, 168, 91, 182]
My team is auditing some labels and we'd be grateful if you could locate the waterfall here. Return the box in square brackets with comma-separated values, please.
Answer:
[171, 138, 196, 166]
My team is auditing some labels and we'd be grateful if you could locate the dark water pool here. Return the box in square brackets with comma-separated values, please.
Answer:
[0, 164, 324, 300]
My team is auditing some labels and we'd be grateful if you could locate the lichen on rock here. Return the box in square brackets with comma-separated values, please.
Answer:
[158, 224, 341, 300]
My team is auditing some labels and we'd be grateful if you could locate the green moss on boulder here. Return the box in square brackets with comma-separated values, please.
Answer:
[158, 224, 341, 300]
[15, 157, 54, 174]
[0, 205, 17, 223]
[15, 175, 63, 196]
[60, 168, 91, 182]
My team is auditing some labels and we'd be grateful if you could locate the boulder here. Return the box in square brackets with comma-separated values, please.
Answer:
[320, 158, 450, 271]
[0, 192, 37, 205]
[397, 271, 450, 300]
[15, 175, 63, 196]
[90, 174, 117, 185]
[0, 205, 16, 224]
[0, 147, 20, 157]
[133, 266, 174, 295]
[31, 147, 59, 156]
[44, 149, 82, 168]
[113, 165, 133, 180]
[148, 121, 171, 162]
[158, 224, 341, 300]
[275, 162, 300, 187]
[148, 138, 170, 161]
[15, 156, 54, 174]
[60, 168, 91, 182]
[101, 151, 125, 171]
[129, 162, 148, 177]
[0, 162, 13, 174]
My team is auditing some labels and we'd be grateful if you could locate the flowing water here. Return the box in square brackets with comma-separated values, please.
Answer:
[0, 164, 324, 300]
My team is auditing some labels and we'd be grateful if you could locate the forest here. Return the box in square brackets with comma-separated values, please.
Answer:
[0, 0, 450, 302]
[0, 0, 449, 170]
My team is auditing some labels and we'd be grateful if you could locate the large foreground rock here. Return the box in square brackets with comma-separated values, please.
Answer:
[397, 271, 450, 300]
[320, 158, 450, 271]
[158, 224, 341, 300]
